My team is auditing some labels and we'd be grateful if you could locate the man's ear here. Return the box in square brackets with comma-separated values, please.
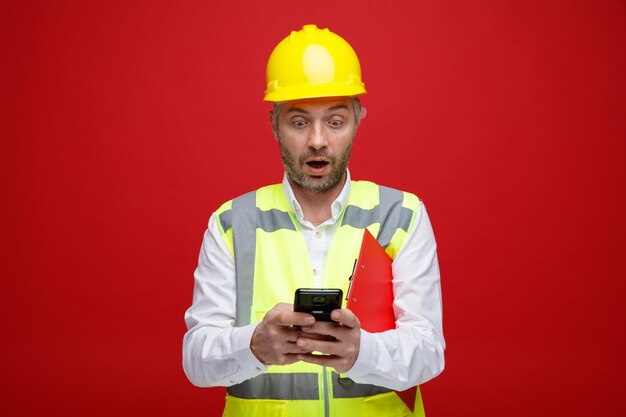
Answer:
[269, 110, 279, 141]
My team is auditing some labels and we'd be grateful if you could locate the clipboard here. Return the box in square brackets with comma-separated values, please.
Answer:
[346, 228, 418, 413]
[346, 228, 394, 332]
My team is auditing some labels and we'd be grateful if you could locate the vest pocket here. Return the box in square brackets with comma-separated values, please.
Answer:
[223, 396, 286, 417]
[361, 392, 412, 417]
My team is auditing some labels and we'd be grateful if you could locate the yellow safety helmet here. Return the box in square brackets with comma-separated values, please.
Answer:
[264, 24, 366, 102]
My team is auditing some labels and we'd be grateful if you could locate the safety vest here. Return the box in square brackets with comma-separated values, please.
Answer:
[215, 180, 426, 417]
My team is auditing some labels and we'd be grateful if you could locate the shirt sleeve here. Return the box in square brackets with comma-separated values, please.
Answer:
[343, 202, 445, 391]
[182, 214, 267, 387]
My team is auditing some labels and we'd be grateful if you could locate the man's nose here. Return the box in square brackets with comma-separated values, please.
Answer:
[307, 121, 328, 149]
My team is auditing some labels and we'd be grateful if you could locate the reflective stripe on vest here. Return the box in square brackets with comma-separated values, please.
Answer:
[231, 190, 256, 327]
[227, 373, 319, 400]
[341, 186, 413, 249]
[226, 372, 392, 400]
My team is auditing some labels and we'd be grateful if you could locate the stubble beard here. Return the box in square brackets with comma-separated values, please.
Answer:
[279, 140, 353, 194]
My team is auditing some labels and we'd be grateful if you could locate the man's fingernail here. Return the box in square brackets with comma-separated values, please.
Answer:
[305, 317, 315, 325]
[297, 339, 306, 347]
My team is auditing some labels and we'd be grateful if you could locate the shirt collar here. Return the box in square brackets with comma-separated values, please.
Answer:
[282, 170, 352, 226]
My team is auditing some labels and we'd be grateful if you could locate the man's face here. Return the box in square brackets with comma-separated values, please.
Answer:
[274, 97, 357, 194]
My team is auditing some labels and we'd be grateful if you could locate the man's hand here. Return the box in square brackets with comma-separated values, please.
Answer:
[296, 308, 361, 373]
[250, 303, 315, 366]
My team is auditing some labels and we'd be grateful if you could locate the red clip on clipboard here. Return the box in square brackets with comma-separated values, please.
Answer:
[346, 228, 418, 413]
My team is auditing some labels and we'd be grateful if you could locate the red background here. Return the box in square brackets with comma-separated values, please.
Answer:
[2, 1, 625, 416]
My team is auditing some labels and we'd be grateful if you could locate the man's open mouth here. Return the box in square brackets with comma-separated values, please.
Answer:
[306, 160, 329, 168]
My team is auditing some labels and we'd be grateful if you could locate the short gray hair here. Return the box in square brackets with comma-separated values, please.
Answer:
[270, 97, 362, 137]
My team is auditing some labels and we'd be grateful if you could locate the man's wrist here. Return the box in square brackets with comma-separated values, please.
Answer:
[233, 323, 267, 373]
[341, 329, 374, 379]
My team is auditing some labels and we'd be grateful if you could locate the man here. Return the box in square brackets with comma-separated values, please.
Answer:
[183, 24, 444, 417]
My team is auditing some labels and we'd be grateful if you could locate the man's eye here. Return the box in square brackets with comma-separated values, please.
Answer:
[329, 119, 344, 128]
[292, 119, 308, 128]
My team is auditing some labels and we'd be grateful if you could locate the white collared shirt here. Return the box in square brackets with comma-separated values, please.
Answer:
[183, 171, 445, 390]
[282, 172, 352, 287]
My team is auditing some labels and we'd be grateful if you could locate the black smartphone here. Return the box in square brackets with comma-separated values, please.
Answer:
[294, 288, 343, 322]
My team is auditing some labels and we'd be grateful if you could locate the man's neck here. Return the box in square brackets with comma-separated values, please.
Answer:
[289, 174, 347, 227]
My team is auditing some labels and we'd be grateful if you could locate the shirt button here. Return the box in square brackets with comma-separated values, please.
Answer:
[315, 231, 321, 238]
[312, 268, 317, 275]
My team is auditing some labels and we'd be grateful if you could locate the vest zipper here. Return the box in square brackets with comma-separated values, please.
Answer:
[323, 366, 330, 417]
